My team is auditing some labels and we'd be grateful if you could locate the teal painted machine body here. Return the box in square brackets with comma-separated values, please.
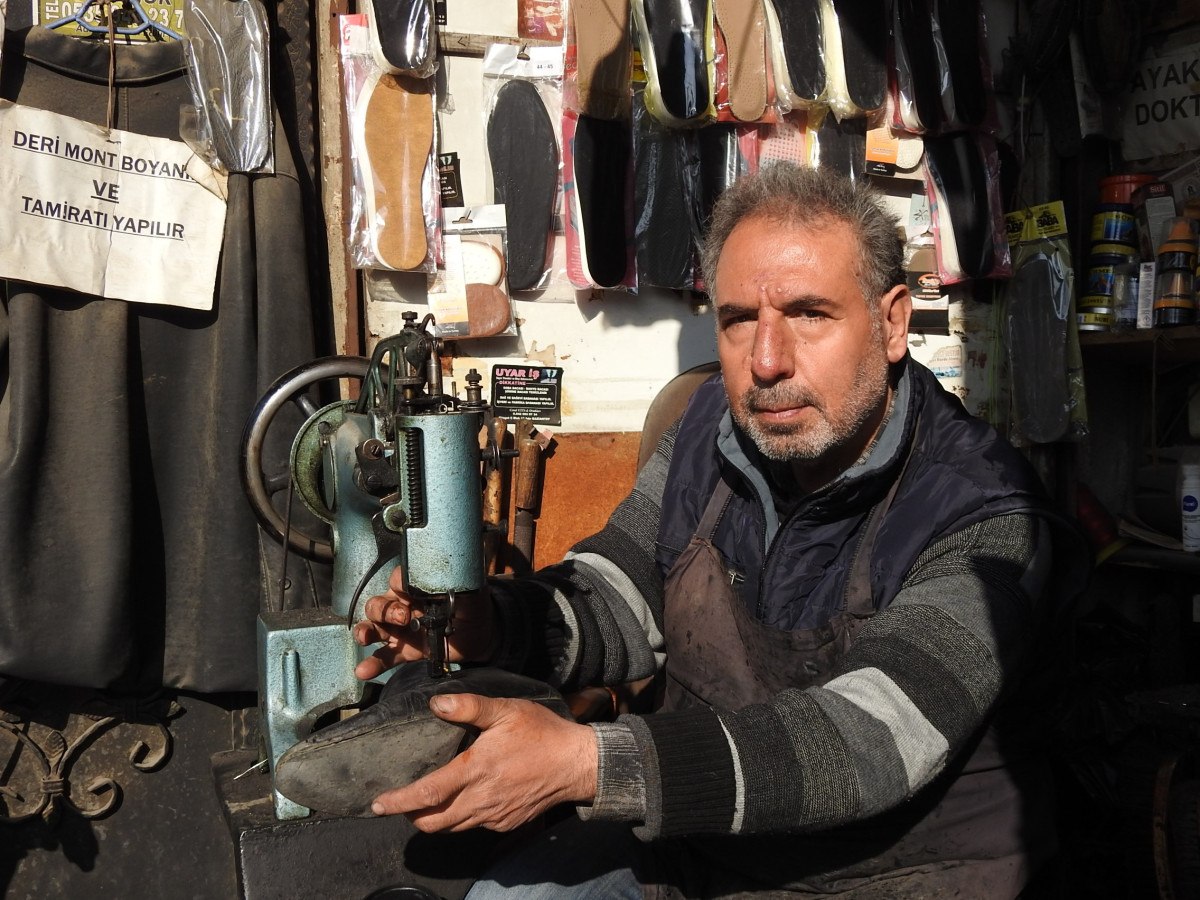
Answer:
[254, 321, 489, 819]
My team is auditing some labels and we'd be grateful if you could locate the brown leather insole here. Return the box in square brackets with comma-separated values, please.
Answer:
[361, 73, 434, 270]
[715, 0, 768, 122]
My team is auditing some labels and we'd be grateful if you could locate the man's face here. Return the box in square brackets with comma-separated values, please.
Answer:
[714, 214, 910, 489]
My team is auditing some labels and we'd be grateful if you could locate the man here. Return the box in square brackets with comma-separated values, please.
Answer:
[353, 164, 1089, 897]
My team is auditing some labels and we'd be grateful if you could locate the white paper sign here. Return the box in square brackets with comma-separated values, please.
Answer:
[1120, 41, 1200, 161]
[0, 101, 228, 309]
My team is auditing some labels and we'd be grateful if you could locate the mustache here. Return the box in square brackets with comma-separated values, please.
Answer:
[742, 384, 819, 412]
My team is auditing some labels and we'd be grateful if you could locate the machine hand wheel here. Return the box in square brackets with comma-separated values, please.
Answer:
[240, 355, 370, 563]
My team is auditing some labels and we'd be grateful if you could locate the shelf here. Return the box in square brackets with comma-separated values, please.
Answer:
[438, 32, 558, 56]
[1080, 326, 1200, 367]
[1107, 544, 1200, 574]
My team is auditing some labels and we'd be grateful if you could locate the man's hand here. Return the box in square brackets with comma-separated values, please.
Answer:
[371, 694, 599, 832]
[353, 566, 497, 681]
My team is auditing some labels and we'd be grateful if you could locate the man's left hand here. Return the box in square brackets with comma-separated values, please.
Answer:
[371, 694, 598, 832]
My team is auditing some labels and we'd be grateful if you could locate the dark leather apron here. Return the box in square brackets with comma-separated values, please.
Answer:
[645, 474, 1052, 899]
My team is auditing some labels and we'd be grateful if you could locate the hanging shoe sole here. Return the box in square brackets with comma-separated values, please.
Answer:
[353, 71, 434, 270]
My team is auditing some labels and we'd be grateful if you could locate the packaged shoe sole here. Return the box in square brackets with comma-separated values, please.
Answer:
[364, 0, 436, 77]
[352, 70, 434, 271]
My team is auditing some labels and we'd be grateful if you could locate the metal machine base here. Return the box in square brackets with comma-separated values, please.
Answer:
[258, 608, 369, 819]
[212, 749, 498, 900]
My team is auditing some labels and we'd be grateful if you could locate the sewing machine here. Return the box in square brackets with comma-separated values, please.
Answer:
[240, 313, 501, 820]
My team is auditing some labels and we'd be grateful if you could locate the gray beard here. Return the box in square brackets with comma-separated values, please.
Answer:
[732, 359, 888, 464]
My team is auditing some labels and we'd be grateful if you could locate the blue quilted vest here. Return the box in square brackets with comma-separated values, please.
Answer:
[655, 356, 1060, 629]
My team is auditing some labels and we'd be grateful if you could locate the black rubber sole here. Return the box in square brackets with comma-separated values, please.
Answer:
[275, 666, 570, 817]
[487, 80, 560, 292]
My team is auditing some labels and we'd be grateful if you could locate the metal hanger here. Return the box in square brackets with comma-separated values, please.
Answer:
[45, 0, 183, 42]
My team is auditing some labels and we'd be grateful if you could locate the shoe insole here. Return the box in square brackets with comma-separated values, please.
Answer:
[830, 0, 887, 114]
[365, 0, 435, 76]
[815, 111, 865, 180]
[355, 72, 434, 271]
[182, 0, 271, 173]
[936, 0, 987, 129]
[893, 0, 943, 131]
[769, 0, 826, 104]
[639, 0, 713, 123]
[573, 0, 633, 120]
[462, 241, 511, 337]
[1007, 251, 1070, 443]
[574, 113, 631, 288]
[698, 123, 740, 235]
[634, 87, 699, 289]
[714, 0, 768, 122]
[924, 132, 994, 280]
[487, 80, 560, 292]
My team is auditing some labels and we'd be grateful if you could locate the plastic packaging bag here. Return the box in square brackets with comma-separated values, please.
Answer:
[1003, 201, 1088, 444]
[631, 0, 716, 127]
[341, 13, 438, 272]
[181, 0, 273, 174]
[483, 43, 564, 293]
[427, 205, 517, 340]
[363, 0, 437, 79]
[891, 0, 995, 135]
[710, 0, 777, 124]
[923, 131, 1011, 283]
[821, 0, 888, 122]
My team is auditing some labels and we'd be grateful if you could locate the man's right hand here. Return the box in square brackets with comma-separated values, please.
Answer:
[353, 566, 497, 681]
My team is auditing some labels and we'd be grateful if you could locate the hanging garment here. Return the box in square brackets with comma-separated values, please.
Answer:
[0, 27, 320, 692]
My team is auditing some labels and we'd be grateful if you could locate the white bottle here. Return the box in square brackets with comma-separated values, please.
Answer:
[1181, 461, 1200, 553]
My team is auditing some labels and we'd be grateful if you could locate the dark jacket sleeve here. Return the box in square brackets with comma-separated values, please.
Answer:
[588, 513, 1055, 838]
[488, 418, 679, 690]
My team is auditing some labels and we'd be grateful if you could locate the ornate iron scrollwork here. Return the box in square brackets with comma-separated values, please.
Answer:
[0, 683, 182, 825]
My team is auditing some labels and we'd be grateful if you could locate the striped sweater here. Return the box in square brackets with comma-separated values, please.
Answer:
[489, 363, 1072, 841]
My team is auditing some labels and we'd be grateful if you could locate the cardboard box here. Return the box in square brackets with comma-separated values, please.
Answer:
[1134, 181, 1177, 259]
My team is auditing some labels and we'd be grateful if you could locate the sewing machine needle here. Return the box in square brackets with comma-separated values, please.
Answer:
[233, 758, 269, 780]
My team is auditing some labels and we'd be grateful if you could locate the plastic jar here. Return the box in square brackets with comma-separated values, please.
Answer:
[1078, 308, 1114, 332]
[1111, 263, 1140, 330]
[1087, 242, 1139, 299]
[1100, 173, 1157, 205]
[1090, 204, 1137, 244]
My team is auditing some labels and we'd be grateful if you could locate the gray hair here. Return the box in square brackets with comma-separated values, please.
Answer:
[700, 164, 905, 303]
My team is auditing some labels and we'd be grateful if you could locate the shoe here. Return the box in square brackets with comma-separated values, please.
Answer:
[274, 664, 571, 817]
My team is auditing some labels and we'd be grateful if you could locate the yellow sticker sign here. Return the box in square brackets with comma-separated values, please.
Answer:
[1004, 201, 1069, 245]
